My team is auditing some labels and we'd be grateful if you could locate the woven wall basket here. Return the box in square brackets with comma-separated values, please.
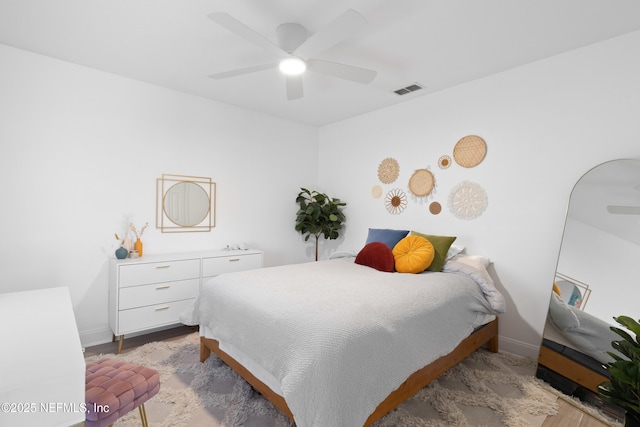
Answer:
[408, 169, 435, 197]
[378, 157, 400, 184]
[453, 135, 487, 168]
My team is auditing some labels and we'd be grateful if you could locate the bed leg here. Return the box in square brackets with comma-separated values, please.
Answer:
[200, 342, 211, 362]
[487, 335, 499, 353]
[483, 317, 499, 353]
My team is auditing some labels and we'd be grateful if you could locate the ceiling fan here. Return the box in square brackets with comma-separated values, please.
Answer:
[607, 205, 640, 215]
[207, 9, 377, 100]
[606, 183, 640, 214]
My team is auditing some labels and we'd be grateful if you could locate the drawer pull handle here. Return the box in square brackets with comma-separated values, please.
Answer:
[155, 306, 170, 311]
[156, 285, 170, 290]
[156, 265, 171, 269]
[229, 258, 240, 262]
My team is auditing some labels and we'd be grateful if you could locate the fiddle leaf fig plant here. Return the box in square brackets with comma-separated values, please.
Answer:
[295, 188, 346, 261]
[597, 316, 640, 423]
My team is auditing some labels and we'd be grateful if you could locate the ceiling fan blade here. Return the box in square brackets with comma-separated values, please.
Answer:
[607, 205, 640, 215]
[286, 75, 303, 100]
[208, 12, 286, 58]
[307, 59, 376, 84]
[209, 63, 277, 79]
[294, 9, 367, 59]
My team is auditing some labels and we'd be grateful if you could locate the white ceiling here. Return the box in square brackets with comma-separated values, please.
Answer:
[2, 0, 640, 126]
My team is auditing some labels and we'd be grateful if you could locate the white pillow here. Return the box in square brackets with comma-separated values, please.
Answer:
[446, 244, 465, 260]
[455, 254, 491, 269]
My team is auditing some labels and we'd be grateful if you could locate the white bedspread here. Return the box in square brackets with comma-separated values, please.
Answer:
[181, 258, 504, 427]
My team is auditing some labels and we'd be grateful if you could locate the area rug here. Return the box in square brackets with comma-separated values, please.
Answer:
[86, 333, 561, 427]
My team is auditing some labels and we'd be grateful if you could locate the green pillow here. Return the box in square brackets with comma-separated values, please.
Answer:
[410, 231, 457, 272]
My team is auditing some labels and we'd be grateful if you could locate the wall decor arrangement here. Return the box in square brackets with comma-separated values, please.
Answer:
[384, 188, 408, 214]
[373, 134, 489, 218]
[378, 157, 400, 184]
[447, 180, 488, 220]
[453, 135, 487, 168]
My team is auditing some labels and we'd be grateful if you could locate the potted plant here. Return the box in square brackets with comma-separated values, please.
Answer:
[598, 315, 640, 426]
[295, 188, 346, 261]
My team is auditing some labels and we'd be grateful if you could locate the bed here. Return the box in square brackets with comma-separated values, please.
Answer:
[181, 255, 505, 427]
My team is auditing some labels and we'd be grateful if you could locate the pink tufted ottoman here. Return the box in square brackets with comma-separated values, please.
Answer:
[85, 359, 160, 427]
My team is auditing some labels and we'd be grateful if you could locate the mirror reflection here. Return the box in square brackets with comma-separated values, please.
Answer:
[537, 159, 640, 419]
[164, 181, 210, 227]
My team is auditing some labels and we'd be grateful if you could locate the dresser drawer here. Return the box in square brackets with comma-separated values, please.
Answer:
[202, 253, 262, 277]
[118, 278, 199, 310]
[118, 299, 195, 334]
[118, 259, 200, 287]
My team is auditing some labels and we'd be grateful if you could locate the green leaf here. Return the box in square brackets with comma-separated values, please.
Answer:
[615, 316, 640, 343]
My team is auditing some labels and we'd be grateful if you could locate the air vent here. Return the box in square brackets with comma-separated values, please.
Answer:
[393, 83, 424, 96]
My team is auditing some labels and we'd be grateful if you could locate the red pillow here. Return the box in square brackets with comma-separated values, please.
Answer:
[355, 242, 395, 272]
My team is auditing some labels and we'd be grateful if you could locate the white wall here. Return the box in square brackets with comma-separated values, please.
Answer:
[318, 30, 640, 358]
[0, 44, 319, 346]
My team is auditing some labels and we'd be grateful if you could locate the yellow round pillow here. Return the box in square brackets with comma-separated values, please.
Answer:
[392, 235, 435, 273]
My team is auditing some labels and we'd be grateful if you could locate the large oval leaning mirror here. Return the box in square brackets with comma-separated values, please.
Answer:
[536, 159, 640, 421]
[156, 174, 216, 232]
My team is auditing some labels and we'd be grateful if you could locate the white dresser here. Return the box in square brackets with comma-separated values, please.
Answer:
[0, 287, 85, 427]
[109, 249, 263, 352]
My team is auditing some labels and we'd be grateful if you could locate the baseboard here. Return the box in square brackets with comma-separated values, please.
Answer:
[79, 327, 113, 348]
[499, 335, 541, 360]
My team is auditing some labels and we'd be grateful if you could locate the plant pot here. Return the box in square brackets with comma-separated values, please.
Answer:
[134, 238, 143, 257]
[626, 412, 640, 427]
[115, 246, 128, 260]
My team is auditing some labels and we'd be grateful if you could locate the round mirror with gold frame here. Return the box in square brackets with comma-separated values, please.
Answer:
[156, 174, 215, 232]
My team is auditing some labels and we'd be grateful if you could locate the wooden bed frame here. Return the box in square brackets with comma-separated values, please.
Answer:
[200, 317, 499, 426]
[537, 344, 608, 393]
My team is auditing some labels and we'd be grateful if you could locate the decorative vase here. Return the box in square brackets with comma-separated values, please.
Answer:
[134, 238, 143, 257]
[115, 246, 128, 260]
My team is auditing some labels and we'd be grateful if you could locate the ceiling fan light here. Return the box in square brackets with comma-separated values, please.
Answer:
[279, 57, 306, 75]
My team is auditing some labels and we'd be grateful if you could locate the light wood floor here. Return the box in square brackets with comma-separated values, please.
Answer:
[84, 326, 616, 427]
[542, 398, 613, 427]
